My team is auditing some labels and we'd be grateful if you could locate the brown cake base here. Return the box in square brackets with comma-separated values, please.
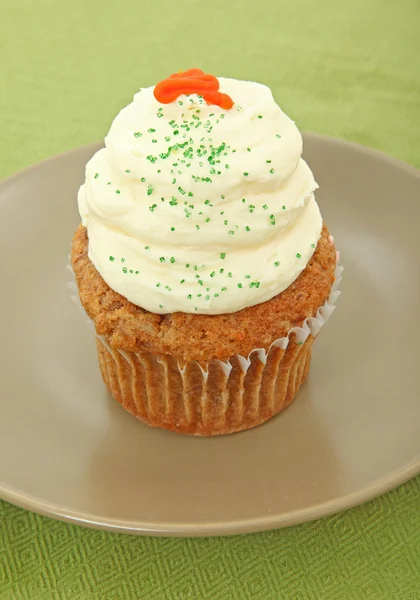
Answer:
[72, 223, 338, 436]
[96, 333, 313, 436]
[72, 224, 336, 363]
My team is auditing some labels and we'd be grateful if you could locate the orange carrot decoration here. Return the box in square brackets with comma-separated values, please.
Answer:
[154, 69, 234, 109]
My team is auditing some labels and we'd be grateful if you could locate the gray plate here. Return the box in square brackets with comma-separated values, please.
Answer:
[0, 134, 419, 536]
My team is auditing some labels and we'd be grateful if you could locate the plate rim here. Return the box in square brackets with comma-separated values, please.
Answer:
[1, 134, 419, 537]
[1, 459, 419, 537]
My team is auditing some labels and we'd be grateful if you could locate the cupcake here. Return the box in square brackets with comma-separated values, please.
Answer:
[72, 69, 340, 436]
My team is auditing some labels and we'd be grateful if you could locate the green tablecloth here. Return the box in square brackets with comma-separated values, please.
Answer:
[1, 0, 419, 597]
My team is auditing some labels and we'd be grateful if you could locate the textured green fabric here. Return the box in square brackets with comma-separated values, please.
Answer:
[1, 0, 419, 598]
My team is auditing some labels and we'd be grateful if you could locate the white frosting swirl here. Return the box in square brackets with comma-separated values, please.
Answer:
[78, 77, 322, 314]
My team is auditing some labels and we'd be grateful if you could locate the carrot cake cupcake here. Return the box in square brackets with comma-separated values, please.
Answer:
[72, 69, 340, 435]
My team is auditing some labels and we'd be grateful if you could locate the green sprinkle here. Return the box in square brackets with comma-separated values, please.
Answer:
[180, 279, 185, 284]
[245, 226, 251, 232]
[152, 139, 157, 144]
[186, 263, 190, 268]
[243, 172, 249, 177]
[205, 218, 210, 223]
[221, 287, 227, 292]
[173, 130, 179, 135]
[94, 173, 99, 179]
[169, 197, 178, 206]
[178, 186, 186, 195]
[242, 198, 246, 203]
[214, 293, 219, 298]
[228, 272, 233, 278]
[149, 204, 157, 212]
[247, 148, 251, 152]
[156, 283, 161, 287]
[245, 275, 251, 279]
[134, 132, 142, 138]
[228, 230, 234, 235]
[159, 257, 165, 263]
[311, 243, 316, 248]
[198, 280, 203, 286]
[171, 227, 175, 231]
[238, 283, 242, 288]
[121, 258, 125, 263]
[296, 253, 302, 259]
[159, 305, 163, 309]
[274, 261, 280, 267]
[122, 267, 127, 273]
[282, 205, 286, 210]
[165, 136, 171, 142]
[109, 256, 114, 261]
[115, 189, 120, 194]
[224, 220, 228, 226]
[148, 128, 156, 133]
[107, 182, 111, 185]
[249, 205, 255, 213]
[145, 246, 150, 250]
[187, 294, 192, 299]
[125, 169, 131, 173]
[196, 225, 200, 230]
[276, 134, 281, 138]
[270, 214, 276, 225]
[210, 271, 216, 277]
[220, 268, 224, 274]
[266, 160, 272, 164]
[141, 177, 146, 182]
[249, 281, 260, 288]
[147, 185, 153, 196]
[258, 115, 263, 119]
[270, 168, 275, 174]
[263, 204, 268, 210]
[170, 257, 176, 264]
[220, 252, 226, 259]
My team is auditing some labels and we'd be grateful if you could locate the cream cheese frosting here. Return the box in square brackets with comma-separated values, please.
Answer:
[78, 77, 322, 314]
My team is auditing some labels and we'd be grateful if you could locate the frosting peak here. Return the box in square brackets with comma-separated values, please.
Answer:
[78, 77, 322, 314]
